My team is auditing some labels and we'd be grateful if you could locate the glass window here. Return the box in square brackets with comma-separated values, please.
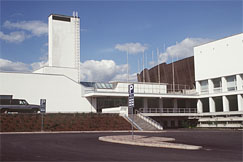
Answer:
[200, 80, 208, 93]
[0, 99, 11, 105]
[212, 78, 222, 92]
[19, 100, 28, 105]
[11, 99, 19, 105]
[94, 83, 113, 89]
[226, 76, 236, 91]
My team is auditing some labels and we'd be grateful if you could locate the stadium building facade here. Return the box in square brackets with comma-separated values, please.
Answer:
[0, 13, 242, 128]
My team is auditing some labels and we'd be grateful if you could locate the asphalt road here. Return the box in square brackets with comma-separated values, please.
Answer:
[0, 129, 242, 161]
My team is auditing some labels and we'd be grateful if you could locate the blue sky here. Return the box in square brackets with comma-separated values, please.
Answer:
[0, 0, 242, 81]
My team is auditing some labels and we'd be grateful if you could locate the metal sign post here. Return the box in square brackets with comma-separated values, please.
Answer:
[40, 99, 46, 132]
[128, 84, 134, 140]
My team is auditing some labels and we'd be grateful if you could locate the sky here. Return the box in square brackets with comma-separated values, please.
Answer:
[0, 0, 242, 82]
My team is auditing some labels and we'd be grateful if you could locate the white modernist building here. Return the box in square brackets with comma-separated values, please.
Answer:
[0, 13, 92, 113]
[34, 13, 80, 82]
[194, 33, 243, 127]
[0, 13, 242, 128]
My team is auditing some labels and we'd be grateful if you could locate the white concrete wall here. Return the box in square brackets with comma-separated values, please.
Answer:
[102, 107, 120, 114]
[48, 15, 79, 69]
[33, 66, 79, 82]
[0, 72, 96, 113]
[194, 33, 243, 81]
[102, 106, 128, 116]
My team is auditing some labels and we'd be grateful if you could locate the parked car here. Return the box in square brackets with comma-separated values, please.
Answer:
[0, 99, 40, 113]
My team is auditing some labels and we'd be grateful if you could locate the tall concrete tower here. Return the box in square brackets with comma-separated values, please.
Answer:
[34, 13, 80, 82]
[48, 13, 80, 69]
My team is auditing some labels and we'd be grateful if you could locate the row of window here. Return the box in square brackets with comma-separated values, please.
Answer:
[200, 95, 240, 112]
[200, 74, 243, 93]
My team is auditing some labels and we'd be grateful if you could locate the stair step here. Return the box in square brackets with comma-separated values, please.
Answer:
[128, 114, 160, 131]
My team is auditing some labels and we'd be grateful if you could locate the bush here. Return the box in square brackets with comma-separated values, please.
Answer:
[0, 113, 132, 132]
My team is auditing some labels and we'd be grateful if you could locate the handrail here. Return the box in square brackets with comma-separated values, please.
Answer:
[124, 115, 143, 131]
[137, 112, 163, 130]
[139, 108, 197, 113]
[83, 82, 197, 95]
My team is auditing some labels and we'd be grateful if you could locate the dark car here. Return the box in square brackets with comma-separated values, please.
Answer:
[0, 99, 40, 113]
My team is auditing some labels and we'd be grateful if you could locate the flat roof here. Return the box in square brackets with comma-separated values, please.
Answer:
[48, 13, 79, 18]
[194, 32, 243, 48]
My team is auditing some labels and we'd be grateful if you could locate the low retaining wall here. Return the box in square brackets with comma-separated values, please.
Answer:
[0, 113, 132, 132]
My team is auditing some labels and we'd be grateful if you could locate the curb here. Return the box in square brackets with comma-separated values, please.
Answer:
[99, 135, 202, 150]
[0, 130, 165, 135]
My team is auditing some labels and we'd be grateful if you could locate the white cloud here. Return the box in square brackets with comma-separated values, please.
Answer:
[80, 59, 137, 82]
[0, 56, 48, 72]
[0, 58, 137, 82]
[31, 61, 48, 71]
[3, 20, 48, 36]
[80, 60, 127, 82]
[0, 31, 30, 43]
[113, 73, 137, 82]
[159, 38, 211, 63]
[115, 42, 148, 54]
[0, 58, 31, 72]
[0, 20, 48, 43]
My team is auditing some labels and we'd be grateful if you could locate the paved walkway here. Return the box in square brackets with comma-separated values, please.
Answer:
[99, 135, 202, 150]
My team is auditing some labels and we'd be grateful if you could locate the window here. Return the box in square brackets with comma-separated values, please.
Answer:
[200, 80, 208, 93]
[52, 15, 70, 22]
[19, 100, 28, 105]
[95, 83, 113, 89]
[0, 99, 11, 105]
[212, 78, 222, 92]
[226, 76, 236, 91]
[11, 99, 19, 105]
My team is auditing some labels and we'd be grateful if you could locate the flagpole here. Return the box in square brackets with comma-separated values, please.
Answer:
[157, 48, 160, 84]
[143, 50, 145, 83]
[127, 50, 129, 83]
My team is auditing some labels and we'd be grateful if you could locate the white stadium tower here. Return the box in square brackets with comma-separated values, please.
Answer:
[0, 13, 242, 129]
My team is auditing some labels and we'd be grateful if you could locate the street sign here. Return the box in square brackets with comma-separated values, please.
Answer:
[40, 99, 46, 113]
[128, 84, 134, 108]
[128, 84, 135, 139]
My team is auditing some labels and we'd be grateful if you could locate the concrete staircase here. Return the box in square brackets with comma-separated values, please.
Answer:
[128, 114, 161, 131]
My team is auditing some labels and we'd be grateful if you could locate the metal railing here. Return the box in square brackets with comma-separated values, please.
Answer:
[124, 115, 143, 131]
[84, 83, 197, 95]
[139, 108, 197, 113]
[136, 112, 163, 130]
[213, 87, 222, 93]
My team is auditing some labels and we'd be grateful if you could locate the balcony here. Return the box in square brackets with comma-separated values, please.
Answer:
[84, 82, 197, 96]
[139, 108, 197, 114]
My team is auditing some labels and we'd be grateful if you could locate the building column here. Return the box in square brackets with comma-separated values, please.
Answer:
[196, 81, 201, 94]
[90, 97, 97, 112]
[222, 96, 229, 112]
[222, 77, 227, 92]
[237, 94, 243, 111]
[167, 120, 171, 127]
[209, 97, 215, 113]
[185, 100, 191, 108]
[197, 99, 203, 113]
[236, 75, 242, 90]
[175, 120, 178, 127]
[143, 98, 148, 111]
[173, 99, 178, 108]
[159, 98, 163, 108]
[208, 79, 214, 93]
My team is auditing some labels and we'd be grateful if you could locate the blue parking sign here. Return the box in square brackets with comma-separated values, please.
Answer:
[128, 84, 134, 107]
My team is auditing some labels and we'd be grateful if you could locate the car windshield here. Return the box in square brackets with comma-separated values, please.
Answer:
[19, 100, 28, 105]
